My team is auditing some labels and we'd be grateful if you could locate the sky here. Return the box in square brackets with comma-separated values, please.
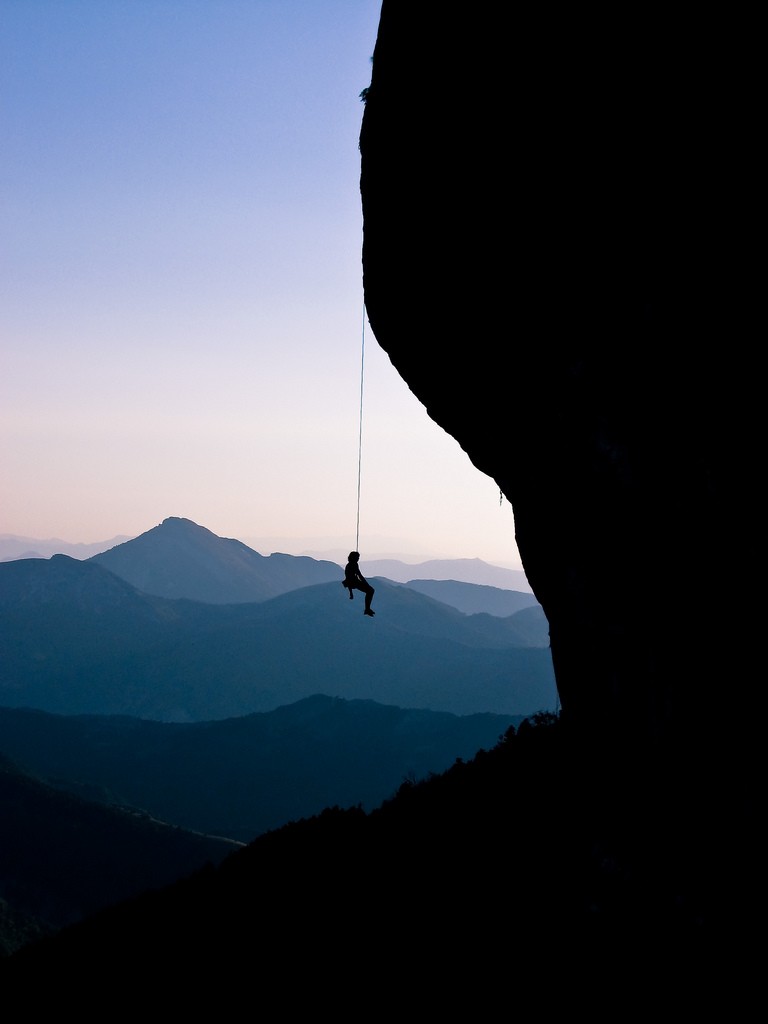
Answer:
[1, 1, 523, 570]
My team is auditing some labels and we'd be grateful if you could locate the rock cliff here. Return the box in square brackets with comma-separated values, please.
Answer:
[360, 1, 760, 922]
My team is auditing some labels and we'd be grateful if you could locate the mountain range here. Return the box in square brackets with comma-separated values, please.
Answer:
[0, 517, 554, 720]
[0, 519, 534, 592]
[0, 533, 132, 561]
[89, 518, 345, 602]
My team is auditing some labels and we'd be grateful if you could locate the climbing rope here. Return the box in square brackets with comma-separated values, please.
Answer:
[355, 303, 366, 552]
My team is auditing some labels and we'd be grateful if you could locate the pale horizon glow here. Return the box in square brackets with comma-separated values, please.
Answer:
[1, 1, 524, 571]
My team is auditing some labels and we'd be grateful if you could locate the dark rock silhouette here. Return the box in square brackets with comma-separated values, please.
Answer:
[358, 0, 760, 992]
[360, 4, 758, 754]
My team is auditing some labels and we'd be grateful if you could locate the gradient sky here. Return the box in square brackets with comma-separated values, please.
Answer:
[1, 1, 523, 569]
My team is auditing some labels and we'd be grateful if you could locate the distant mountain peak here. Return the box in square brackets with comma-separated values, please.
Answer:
[160, 517, 212, 533]
[88, 518, 342, 604]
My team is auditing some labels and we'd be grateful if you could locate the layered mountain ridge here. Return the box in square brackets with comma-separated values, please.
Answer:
[0, 519, 553, 720]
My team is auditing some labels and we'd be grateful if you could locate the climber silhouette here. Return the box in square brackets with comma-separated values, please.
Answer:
[342, 551, 375, 616]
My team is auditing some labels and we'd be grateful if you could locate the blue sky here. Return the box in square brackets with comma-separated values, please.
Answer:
[1, 1, 523, 568]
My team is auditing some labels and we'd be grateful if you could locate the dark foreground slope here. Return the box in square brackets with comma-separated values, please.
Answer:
[1, 715, 758, 1013]
[0, 754, 238, 953]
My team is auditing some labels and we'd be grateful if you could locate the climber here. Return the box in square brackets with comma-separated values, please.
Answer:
[342, 551, 375, 616]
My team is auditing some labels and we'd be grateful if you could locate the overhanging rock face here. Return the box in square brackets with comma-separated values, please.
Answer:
[359, 4, 759, 760]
